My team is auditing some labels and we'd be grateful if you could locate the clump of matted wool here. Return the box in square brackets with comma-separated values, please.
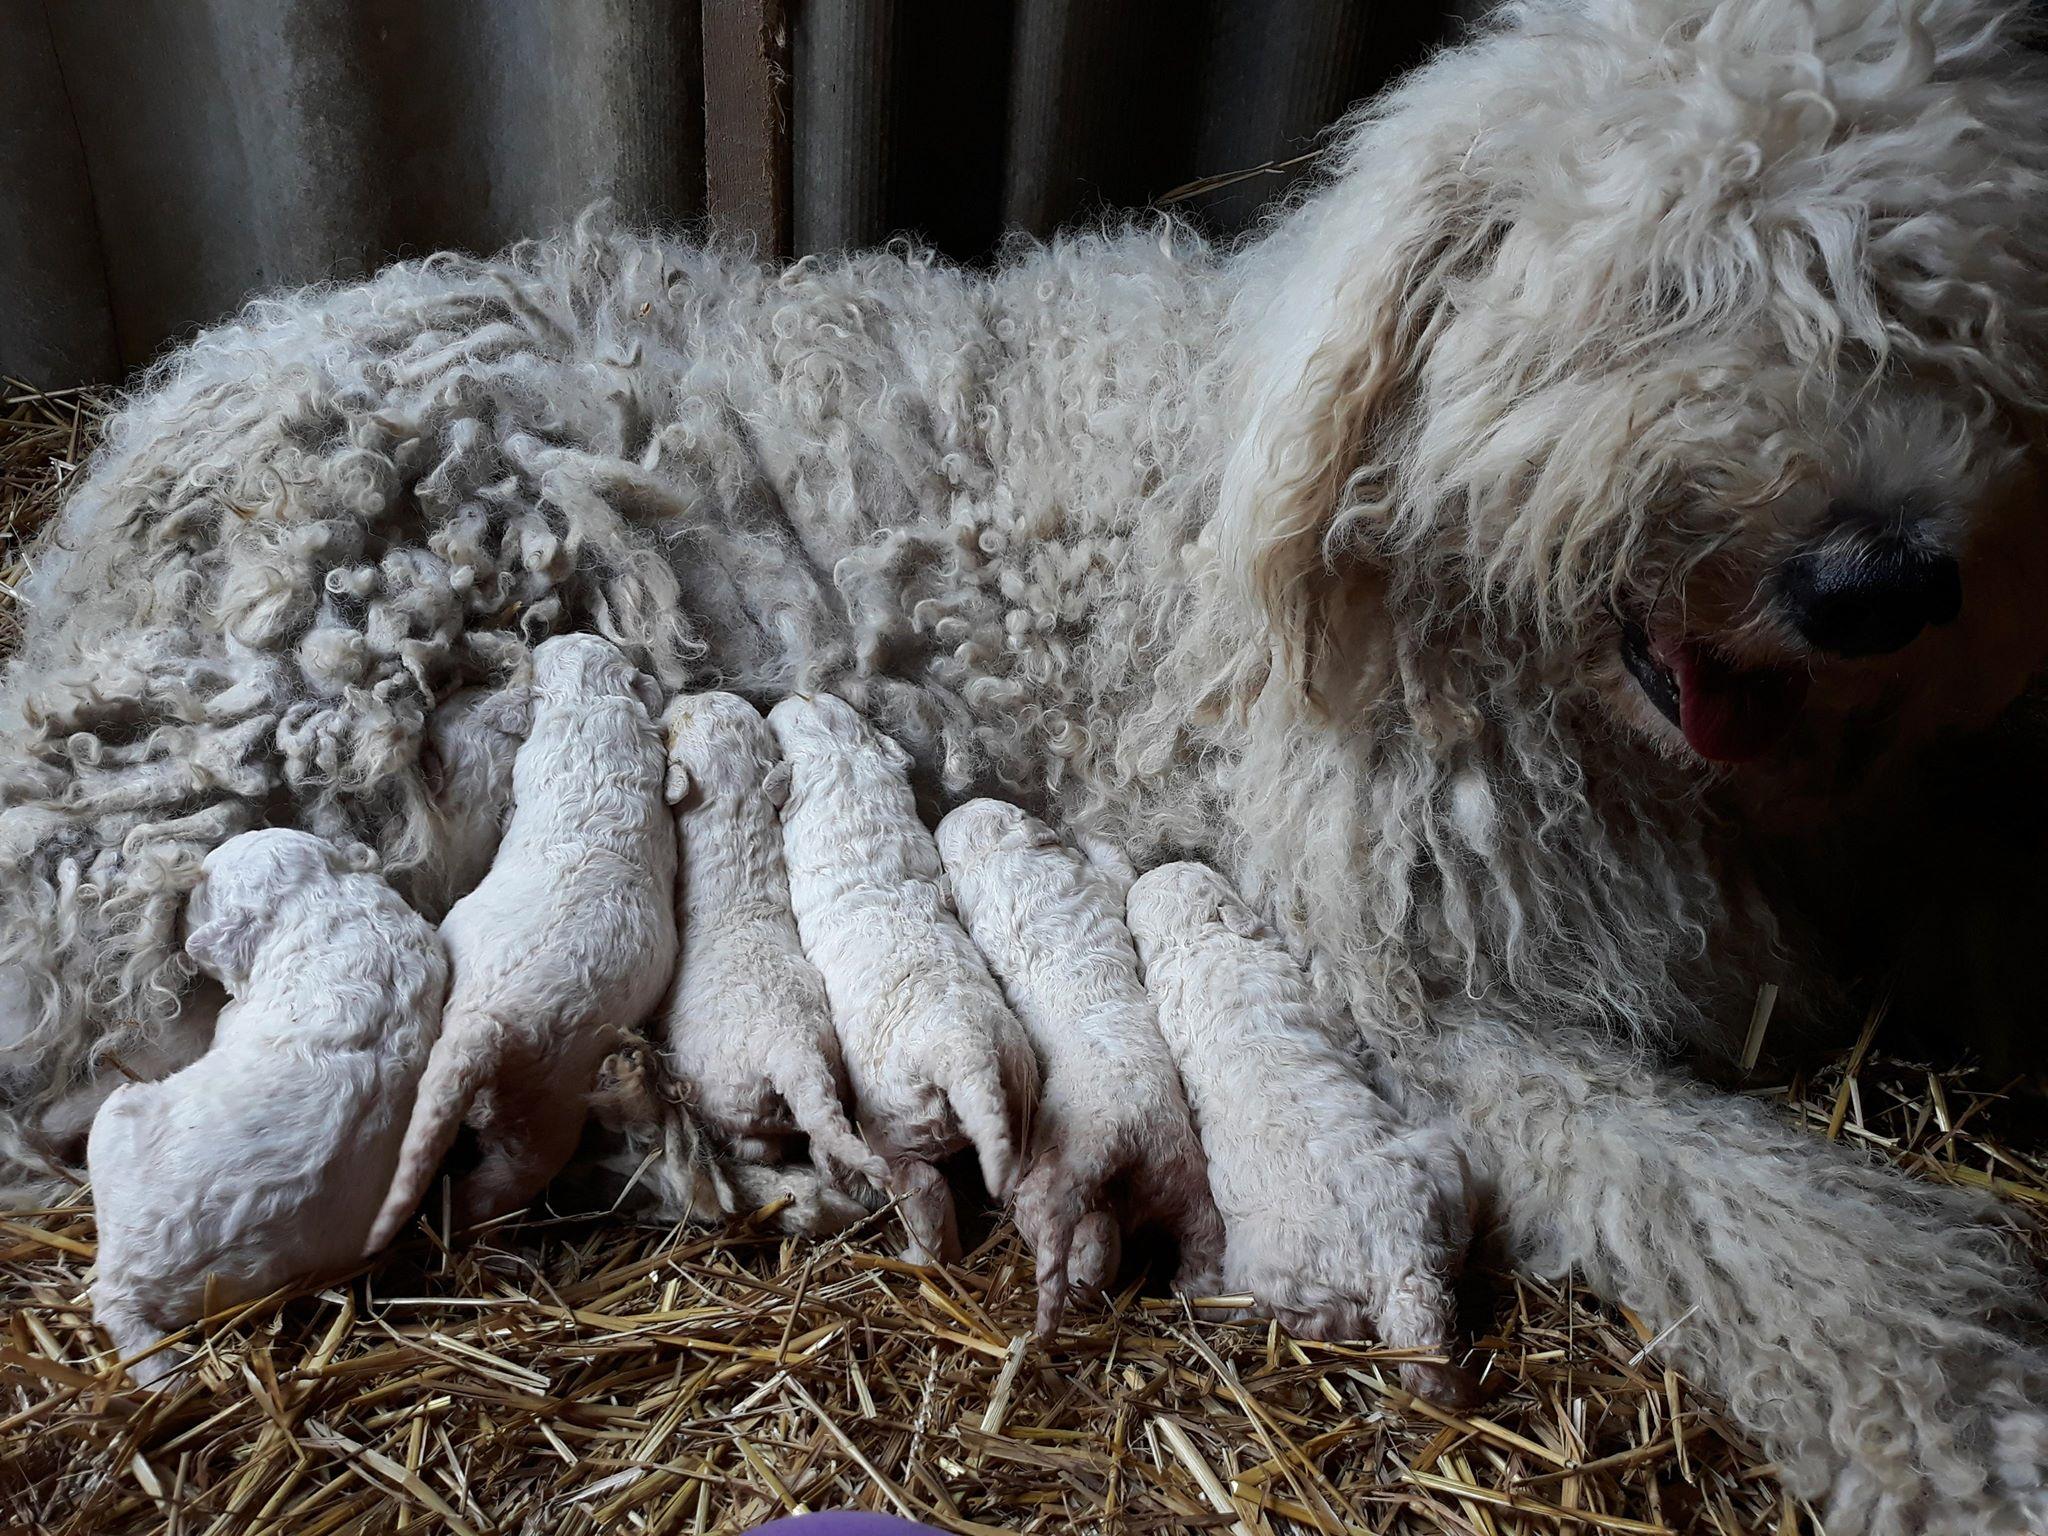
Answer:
[5, 397, 2048, 1534]
[7, 1007, 2047, 1528]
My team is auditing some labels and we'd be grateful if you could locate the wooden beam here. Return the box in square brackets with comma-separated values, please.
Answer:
[701, 0, 792, 261]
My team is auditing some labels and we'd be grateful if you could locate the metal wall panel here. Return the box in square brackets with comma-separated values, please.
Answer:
[1, 0, 1464, 385]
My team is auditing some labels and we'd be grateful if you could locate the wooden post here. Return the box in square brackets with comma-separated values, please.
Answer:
[701, 0, 792, 261]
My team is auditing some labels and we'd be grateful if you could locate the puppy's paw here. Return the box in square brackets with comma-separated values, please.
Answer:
[587, 1046, 663, 1131]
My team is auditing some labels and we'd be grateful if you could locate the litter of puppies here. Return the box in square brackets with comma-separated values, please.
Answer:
[39, 630, 1477, 1404]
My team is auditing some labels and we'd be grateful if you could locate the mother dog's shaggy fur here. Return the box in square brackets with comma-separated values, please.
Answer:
[4, 0, 2048, 1528]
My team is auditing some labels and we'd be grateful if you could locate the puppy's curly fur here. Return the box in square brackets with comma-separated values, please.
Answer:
[1128, 861, 1479, 1408]
[937, 798, 1225, 1336]
[4, 0, 2048, 1525]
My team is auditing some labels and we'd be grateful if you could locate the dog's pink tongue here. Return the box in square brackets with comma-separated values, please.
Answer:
[1667, 641, 1808, 763]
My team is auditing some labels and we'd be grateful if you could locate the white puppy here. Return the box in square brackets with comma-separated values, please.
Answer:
[1127, 861, 1478, 1406]
[659, 692, 885, 1191]
[365, 634, 678, 1249]
[89, 829, 446, 1385]
[937, 799, 1224, 1334]
[768, 693, 1037, 1264]
[400, 684, 528, 921]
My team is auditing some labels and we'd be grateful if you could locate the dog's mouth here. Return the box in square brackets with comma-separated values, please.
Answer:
[1618, 618, 1809, 764]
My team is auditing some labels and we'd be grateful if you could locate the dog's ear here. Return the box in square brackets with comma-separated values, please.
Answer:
[761, 760, 792, 809]
[876, 729, 913, 775]
[185, 905, 263, 985]
[1217, 898, 1266, 940]
[1001, 815, 1059, 853]
[484, 684, 534, 741]
[630, 671, 666, 719]
[1215, 113, 1491, 708]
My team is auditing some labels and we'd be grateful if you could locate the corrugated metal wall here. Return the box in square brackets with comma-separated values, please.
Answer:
[2, 0, 1473, 388]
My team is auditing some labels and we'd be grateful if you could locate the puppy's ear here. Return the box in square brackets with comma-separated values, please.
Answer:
[631, 671, 666, 719]
[185, 908, 262, 985]
[336, 839, 381, 875]
[876, 730, 913, 775]
[1218, 899, 1266, 940]
[1214, 113, 1490, 707]
[486, 684, 534, 740]
[1001, 816, 1059, 853]
[761, 760, 792, 809]
[664, 761, 694, 807]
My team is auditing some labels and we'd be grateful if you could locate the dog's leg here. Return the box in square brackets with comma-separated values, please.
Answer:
[1420, 1019, 2048, 1536]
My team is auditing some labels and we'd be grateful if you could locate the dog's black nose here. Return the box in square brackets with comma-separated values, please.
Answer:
[1776, 510, 1961, 657]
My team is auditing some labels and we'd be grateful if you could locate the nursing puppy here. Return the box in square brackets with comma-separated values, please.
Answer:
[398, 684, 528, 922]
[768, 693, 1037, 1263]
[364, 634, 677, 1249]
[1128, 862, 1478, 1407]
[936, 798, 1223, 1333]
[89, 830, 445, 1385]
[659, 691, 885, 1191]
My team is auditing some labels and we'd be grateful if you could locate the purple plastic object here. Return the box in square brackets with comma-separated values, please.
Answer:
[747, 1516, 957, 1536]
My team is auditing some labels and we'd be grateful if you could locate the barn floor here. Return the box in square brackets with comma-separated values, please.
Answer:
[4, 381, 2046, 1536]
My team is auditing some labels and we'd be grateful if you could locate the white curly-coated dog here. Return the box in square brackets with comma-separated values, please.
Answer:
[769, 693, 1038, 1264]
[363, 634, 678, 1250]
[657, 690, 885, 1190]
[7, 0, 2048, 1525]
[89, 829, 446, 1386]
[936, 798, 1224, 1334]
[1127, 860, 1479, 1406]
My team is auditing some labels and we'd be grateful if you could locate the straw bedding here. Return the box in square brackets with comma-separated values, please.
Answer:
[2, 387, 2044, 1535]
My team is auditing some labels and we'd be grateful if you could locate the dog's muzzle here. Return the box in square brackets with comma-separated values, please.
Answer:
[1775, 505, 1962, 658]
[1619, 618, 1808, 764]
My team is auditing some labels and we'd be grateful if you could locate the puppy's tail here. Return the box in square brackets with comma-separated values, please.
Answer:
[363, 1017, 496, 1255]
[1424, 1021, 2048, 1535]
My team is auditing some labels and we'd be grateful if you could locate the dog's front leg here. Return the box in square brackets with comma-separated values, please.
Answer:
[1414, 1019, 2048, 1536]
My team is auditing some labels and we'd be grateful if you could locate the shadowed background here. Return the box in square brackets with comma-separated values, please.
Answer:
[0, 0, 1482, 388]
